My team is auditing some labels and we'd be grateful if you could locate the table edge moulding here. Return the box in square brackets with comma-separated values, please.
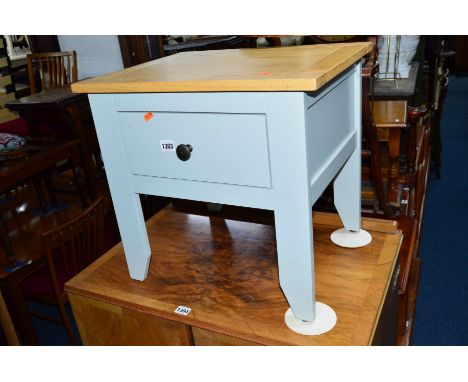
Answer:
[71, 42, 373, 335]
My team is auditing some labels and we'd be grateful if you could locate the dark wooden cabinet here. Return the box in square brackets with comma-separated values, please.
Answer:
[28, 36, 60, 54]
[118, 35, 164, 68]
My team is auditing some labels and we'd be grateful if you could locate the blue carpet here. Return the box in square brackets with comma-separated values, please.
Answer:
[28, 302, 82, 346]
[412, 75, 468, 345]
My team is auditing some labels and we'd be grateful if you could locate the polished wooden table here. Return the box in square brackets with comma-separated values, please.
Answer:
[66, 205, 402, 345]
[72, 42, 373, 325]
[1, 140, 86, 260]
[6, 86, 100, 195]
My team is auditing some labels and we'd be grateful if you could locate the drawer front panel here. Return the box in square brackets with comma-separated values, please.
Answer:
[118, 112, 271, 188]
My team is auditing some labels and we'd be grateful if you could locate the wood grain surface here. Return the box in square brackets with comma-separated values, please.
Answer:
[373, 100, 408, 128]
[71, 43, 373, 93]
[66, 205, 401, 345]
[68, 293, 193, 345]
[192, 326, 258, 346]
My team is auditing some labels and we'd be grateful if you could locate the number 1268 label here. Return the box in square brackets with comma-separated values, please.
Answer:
[160, 140, 175, 152]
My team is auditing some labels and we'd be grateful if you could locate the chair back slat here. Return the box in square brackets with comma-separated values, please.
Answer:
[53, 57, 58, 88]
[67, 55, 72, 85]
[46, 59, 51, 88]
[39, 60, 45, 92]
[51, 57, 56, 88]
[26, 51, 78, 94]
[59, 56, 65, 87]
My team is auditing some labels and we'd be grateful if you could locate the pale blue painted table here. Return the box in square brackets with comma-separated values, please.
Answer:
[73, 43, 372, 324]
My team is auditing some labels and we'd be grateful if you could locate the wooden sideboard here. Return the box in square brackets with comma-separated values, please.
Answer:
[65, 205, 402, 346]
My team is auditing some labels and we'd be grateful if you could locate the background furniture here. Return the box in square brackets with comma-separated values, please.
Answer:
[374, 62, 421, 105]
[2, 35, 31, 99]
[118, 36, 165, 67]
[374, 36, 425, 107]
[371, 100, 408, 207]
[0, 140, 88, 344]
[162, 36, 249, 56]
[117, 36, 250, 68]
[66, 205, 402, 345]
[365, 98, 430, 344]
[1, 140, 88, 259]
[27, 51, 77, 94]
[20, 196, 104, 345]
[2, 35, 61, 99]
[426, 36, 454, 179]
[5, 87, 101, 194]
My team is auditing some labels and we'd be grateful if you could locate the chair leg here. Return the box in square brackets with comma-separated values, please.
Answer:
[44, 173, 58, 209]
[32, 178, 49, 215]
[0, 218, 16, 262]
[56, 299, 78, 346]
[0, 290, 20, 345]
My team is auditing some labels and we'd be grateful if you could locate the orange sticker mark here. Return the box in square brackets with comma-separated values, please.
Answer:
[144, 112, 154, 122]
[258, 71, 272, 76]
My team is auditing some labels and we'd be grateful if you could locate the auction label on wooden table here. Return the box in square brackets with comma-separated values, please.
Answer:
[174, 306, 192, 315]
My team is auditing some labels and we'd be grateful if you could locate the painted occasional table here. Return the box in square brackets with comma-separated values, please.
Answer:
[72, 42, 373, 333]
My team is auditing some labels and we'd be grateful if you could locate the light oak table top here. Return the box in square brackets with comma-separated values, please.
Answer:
[71, 42, 373, 93]
[65, 205, 402, 346]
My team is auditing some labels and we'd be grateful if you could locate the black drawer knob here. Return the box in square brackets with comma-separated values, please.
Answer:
[176, 144, 193, 161]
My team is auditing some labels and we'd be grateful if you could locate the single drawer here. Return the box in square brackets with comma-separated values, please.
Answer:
[117, 112, 271, 188]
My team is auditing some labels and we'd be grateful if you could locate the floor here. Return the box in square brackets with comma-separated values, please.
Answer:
[412, 75, 468, 345]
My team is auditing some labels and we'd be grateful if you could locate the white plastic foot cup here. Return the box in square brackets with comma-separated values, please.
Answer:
[330, 228, 372, 248]
[284, 302, 337, 335]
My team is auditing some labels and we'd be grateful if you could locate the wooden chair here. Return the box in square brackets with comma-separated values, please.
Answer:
[27, 51, 78, 94]
[19, 196, 105, 345]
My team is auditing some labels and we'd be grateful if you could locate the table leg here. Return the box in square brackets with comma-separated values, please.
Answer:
[24, 112, 42, 137]
[0, 217, 16, 262]
[333, 145, 361, 232]
[88, 94, 151, 280]
[388, 128, 402, 203]
[32, 178, 49, 215]
[332, 62, 371, 248]
[44, 173, 59, 209]
[266, 92, 316, 322]
[334, 63, 362, 232]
